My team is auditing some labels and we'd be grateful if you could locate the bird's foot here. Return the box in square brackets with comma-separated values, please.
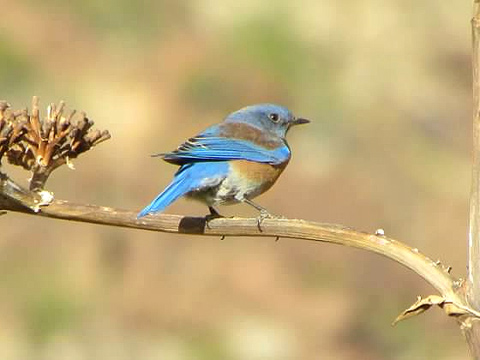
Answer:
[256, 209, 282, 232]
[205, 206, 224, 229]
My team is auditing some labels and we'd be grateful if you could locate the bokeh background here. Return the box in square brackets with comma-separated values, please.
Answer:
[0, 1, 474, 359]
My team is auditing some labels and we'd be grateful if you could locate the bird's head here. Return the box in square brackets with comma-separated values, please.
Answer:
[224, 103, 310, 138]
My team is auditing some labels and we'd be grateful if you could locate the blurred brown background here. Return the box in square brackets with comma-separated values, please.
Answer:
[0, 1, 473, 359]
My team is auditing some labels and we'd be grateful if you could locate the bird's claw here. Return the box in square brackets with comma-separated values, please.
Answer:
[256, 210, 278, 232]
[205, 207, 225, 229]
[205, 213, 223, 229]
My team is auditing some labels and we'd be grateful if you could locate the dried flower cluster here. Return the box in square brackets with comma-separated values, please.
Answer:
[0, 96, 110, 191]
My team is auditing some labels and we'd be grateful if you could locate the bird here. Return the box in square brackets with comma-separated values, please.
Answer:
[137, 103, 310, 219]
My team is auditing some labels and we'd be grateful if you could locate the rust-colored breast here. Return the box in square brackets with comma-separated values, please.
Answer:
[218, 122, 283, 149]
[231, 160, 289, 194]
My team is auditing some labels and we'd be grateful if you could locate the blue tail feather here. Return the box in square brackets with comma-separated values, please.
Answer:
[137, 180, 187, 218]
[137, 165, 194, 218]
[137, 162, 229, 218]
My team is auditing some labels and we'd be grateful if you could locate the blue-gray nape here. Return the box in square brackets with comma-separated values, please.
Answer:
[224, 103, 296, 138]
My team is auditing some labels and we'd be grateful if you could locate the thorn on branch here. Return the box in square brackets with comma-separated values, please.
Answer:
[434, 259, 453, 274]
[392, 294, 480, 326]
[0, 96, 111, 192]
[393, 295, 446, 325]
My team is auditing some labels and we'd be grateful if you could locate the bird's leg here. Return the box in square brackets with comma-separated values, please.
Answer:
[243, 198, 276, 232]
[243, 198, 271, 215]
[205, 206, 224, 229]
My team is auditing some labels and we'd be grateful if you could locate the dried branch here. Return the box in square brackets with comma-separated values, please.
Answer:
[0, 176, 477, 327]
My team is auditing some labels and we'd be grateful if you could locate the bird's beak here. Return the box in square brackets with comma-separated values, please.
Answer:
[291, 117, 310, 126]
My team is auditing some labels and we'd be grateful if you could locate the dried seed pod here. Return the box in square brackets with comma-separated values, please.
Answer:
[0, 96, 111, 191]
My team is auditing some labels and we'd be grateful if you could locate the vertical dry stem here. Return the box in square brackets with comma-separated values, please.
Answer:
[469, 0, 480, 313]
[465, 1, 480, 358]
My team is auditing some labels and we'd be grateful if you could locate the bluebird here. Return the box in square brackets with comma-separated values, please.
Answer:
[138, 104, 309, 219]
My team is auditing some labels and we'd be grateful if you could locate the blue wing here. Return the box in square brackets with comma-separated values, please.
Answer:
[137, 162, 229, 217]
[158, 135, 290, 165]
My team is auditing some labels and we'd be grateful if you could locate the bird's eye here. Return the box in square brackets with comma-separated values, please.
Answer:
[268, 113, 280, 122]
